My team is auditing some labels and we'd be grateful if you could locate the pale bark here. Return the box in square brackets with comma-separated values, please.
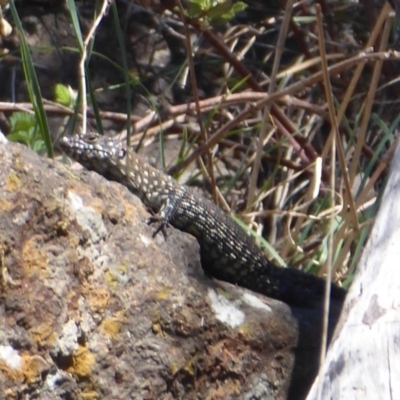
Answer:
[307, 143, 400, 399]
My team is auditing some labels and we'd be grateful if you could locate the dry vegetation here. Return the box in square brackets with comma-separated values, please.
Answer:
[1, 0, 400, 289]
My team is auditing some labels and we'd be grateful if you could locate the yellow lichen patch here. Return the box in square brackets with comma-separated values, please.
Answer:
[31, 324, 57, 347]
[155, 289, 169, 300]
[182, 354, 200, 376]
[22, 238, 48, 278]
[54, 217, 70, 235]
[237, 322, 261, 342]
[41, 199, 70, 236]
[6, 173, 21, 191]
[152, 322, 164, 337]
[169, 353, 199, 377]
[104, 269, 118, 288]
[104, 263, 128, 288]
[215, 287, 233, 300]
[169, 360, 181, 376]
[69, 345, 95, 378]
[99, 316, 124, 339]
[60, 165, 80, 180]
[117, 262, 129, 273]
[12, 152, 28, 173]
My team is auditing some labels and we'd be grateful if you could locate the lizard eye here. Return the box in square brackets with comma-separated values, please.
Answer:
[118, 149, 126, 158]
[85, 133, 100, 142]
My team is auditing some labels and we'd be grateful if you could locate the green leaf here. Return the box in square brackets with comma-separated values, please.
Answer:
[186, 0, 248, 26]
[208, 0, 233, 20]
[232, 2, 247, 14]
[54, 84, 77, 107]
[7, 111, 45, 151]
[7, 130, 31, 146]
[32, 138, 46, 153]
[9, 112, 36, 133]
[186, 0, 207, 18]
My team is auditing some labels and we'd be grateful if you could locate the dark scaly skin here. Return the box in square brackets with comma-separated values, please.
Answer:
[60, 133, 346, 307]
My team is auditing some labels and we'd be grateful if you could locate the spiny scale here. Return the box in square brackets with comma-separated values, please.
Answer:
[60, 133, 346, 307]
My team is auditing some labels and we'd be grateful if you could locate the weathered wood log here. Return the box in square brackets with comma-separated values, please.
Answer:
[307, 142, 400, 399]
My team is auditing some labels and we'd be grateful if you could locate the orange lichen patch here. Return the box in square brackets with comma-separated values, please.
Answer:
[65, 184, 106, 215]
[6, 173, 22, 191]
[207, 383, 242, 399]
[82, 286, 111, 314]
[0, 360, 24, 382]
[63, 182, 92, 201]
[21, 237, 48, 278]
[69, 345, 95, 378]
[99, 316, 124, 339]
[0, 353, 48, 384]
[21, 354, 48, 384]
[122, 201, 140, 221]
[85, 196, 106, 216]
[63, 230, 82, 250]
[31, 323, 57, 347]
[0, 198, 13, 212]
[80, 391, 100, 399]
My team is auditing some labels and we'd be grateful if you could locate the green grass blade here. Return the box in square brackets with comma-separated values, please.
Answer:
[9, 0, 53, 157]
[66, 0, 83, 52]
[112, 1, 132, 145]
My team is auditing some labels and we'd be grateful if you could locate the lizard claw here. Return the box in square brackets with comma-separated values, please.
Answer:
[147, 215, 169, 240]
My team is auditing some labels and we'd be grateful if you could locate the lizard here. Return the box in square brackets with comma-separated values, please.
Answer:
[59, 133, 346, 307]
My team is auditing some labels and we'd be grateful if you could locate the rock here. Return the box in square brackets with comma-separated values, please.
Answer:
[0, 141, 303, 399]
